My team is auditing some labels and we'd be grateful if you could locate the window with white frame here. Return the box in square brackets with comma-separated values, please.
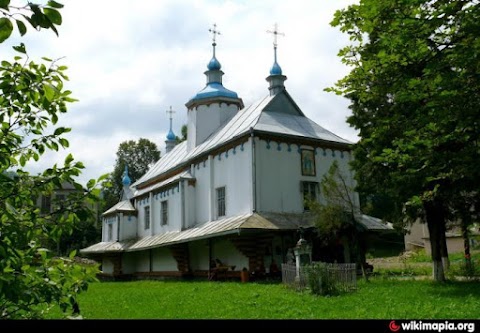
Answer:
[161, 200, 168, 226]
[144, 206, 150, 230]
[301, 181, 318, 211]
[216, 186, 226, 217]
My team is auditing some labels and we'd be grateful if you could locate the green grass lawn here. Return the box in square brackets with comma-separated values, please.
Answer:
[45, 278, 480, 319]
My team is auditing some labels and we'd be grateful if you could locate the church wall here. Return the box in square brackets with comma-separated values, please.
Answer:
[101, 258, 114, 274]
[188, 103, 238, 149]
[212, 141, 252, 219]
[191, 141, 252, 224]
[212, 238, 249, 271]
[188, 240, 210, 271]
[135, 251, 150, 273]
[122, 252, 136, 274]
[152, 247, 178, 271]
[102, 216, 117, 242]
[255, 138, 357, 212]
[136, 183, 183, 238]
[192, 161, 210, 224]
[120, 214, 137, 240]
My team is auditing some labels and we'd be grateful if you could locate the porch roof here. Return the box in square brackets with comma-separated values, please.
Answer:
[80, 212, 312, 254]
[80, 212, 393, 255]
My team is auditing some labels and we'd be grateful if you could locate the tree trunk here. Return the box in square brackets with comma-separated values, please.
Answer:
[461, 214, 472, 274]
[424, 200, 446, 282]
[439, 220, 450, 272]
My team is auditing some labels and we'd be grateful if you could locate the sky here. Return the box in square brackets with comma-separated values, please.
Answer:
[6, 0, 359, 185]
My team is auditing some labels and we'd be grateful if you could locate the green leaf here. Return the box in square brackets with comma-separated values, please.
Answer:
[43, 8, 62, 25]
[0, 17, 13, 43]
[43, 83, 55, 102]
[47, 0, 64, 9]
[65, 153, 74, 165]
[0, 0, 9, 10]
[59, 138, 69, 148]
[15, 19, 27, 36]
[12, 43, 26, 54]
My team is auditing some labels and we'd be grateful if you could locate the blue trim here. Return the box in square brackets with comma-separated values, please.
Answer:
[203, 160, 206, 167]
[266, 140, 271, 149]
[297, 146, 302, 154]
[323, 149, 327, 156]
[240, 143, 244, 151]
[341, 151, 344, 158]
[314, 148, 317, 155]
[218, 153, 221, 161]
[287, 144, 291, 152]
[233, 147, 236, 155]
[277, 142, 281, 151]
[332, 150, 336, 157]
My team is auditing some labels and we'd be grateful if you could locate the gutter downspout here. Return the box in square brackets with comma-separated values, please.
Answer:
[250, 127, 257, 213]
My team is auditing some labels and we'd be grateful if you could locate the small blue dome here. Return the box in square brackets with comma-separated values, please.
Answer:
[166, 129, 176, 141]
[122, 175, 131, 186]
[207, 56, 221, 70]
[270, 61, 282, 75]
[188, 82, 239, 103]
[122, 165, 131, 186]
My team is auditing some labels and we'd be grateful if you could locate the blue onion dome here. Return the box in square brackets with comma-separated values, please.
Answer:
[166, 129, 176, 141]
[270, 61, 282, 75]
[207, 56, 221, 70]
[122, 166, 131, 186]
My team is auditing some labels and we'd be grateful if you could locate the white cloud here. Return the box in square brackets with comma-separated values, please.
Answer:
[9, 0, 359, 185]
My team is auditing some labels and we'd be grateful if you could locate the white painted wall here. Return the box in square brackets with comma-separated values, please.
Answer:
[255, 138, 358, 213]
[190, 141, 252, 224]
[212, 141, 252, 219]
[151, 247, 178, 271]
[187, 103, 238, 150]
[102, 216, 117, 242]
[191, 160, 210, 224]
[120, 214, 137, 240]
[212, 238, 249, 271]
[101, 258, 114, 274]
[134, 251, 150, 273]
[136, 184, 183, 238]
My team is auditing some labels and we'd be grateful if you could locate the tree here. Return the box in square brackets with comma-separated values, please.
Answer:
[329, 0, 480, 282]
[176, 124, 187, 143]
[0, 1, 102, 318]
[310, 161, 370, 281]
[102, 138, 160, 209]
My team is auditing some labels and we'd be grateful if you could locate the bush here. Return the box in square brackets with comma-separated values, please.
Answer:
[304, 263, 339, 296]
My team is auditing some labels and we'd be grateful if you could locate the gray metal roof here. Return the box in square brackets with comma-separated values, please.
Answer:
[80, 212, 311, 254]
[80, 212, 389, 255]
[134, 91, 352, 189]
[357, 214, 394, 231]
[102, 200, 136, 216]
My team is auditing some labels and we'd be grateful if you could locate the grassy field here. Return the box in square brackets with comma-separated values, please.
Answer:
[45, 278, 480, 319]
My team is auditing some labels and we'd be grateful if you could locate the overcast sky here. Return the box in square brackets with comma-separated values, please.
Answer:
[7, 0, 359, 185]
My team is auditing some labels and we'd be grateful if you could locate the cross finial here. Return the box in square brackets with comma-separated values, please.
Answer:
[267, 23, 284, 48]
[166, 105, 175, 120]
[209, 23, 221, 46]
[166, 105, 175, 132]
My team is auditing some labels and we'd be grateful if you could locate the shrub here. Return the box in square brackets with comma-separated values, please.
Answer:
[304, 263, 339, 296]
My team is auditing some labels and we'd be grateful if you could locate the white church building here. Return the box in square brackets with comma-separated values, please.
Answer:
[81, 25, 391, 280]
